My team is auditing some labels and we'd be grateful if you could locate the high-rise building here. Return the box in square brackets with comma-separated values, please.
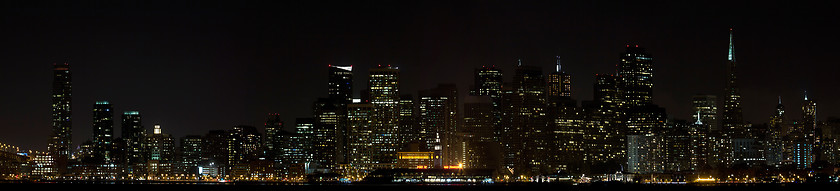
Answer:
[583, 74, 626, 173]
[418, 84, 458, 167]
[547, 56, 572, 105]
[328, 65, 354, 104]
[688, 113, 710, 171]
[471, 66, 503, 97]
[766, 97, 786, 166]
[398, 95, 418, 149]
[313, 98, 344, 170]
[146, 124, 175, 176]
[121, 111, 145, 174]
[347, 103, 374, 175]
[500, 61, 547, 176]
[49, 62, 72, 174]
[618, 45, 654, 107]
[203, 130, 229, 176]
[470, 65, 505, 171]
[264, 113, 284, 152]
[550, 106, 585, 174]
[92, 101, 114, 164]
[279, 118, 316, 178]
[789, 92, 817, 169]
[368, 65, 400, 164]
[692, 95, 718, 132]
[179, 135, 203, 175]
[227, 125, 262, 167]
[722, 28, 744, 166]
[463, 99, 498, 169]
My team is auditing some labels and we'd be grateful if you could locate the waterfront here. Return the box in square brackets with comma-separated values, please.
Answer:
[0, 181, 832, 191]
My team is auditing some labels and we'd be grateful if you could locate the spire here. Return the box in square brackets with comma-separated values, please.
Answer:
[778, 96, 782, 104]
[695, 111, 703, 125]
[555, 56, 561, 72]
[518, 58, 522, 66]
[728, 28, 735, 62]
[804, 90, 809, 101]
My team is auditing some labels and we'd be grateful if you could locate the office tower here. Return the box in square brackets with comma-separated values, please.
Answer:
[613, 45, 669, 173]
[279, 118, 315, 178]
[721, 29, 744, 166]
[692, 95, 718, 131]
[619, 45, 665, 135]
[547, 56, 572, 106]
[179, 135, 203, 175]
[121, 111, 145, 174]
[368, 65, 400, 164]
[471, 65, 503, 97]
[470, 65, 505, 171]
[227, 125, 262, 167]
[464, 101, 494, 143]
[418, 84, 458, 167]
[313, 98, 344, 170]
[264, 113, 283, 152]
[347, 103, 374, 171]
[593, 74, 621, 110]
[263, 113, 284, 175]
[463, 99, 498, 169]
[501, 61, 547, 175]
[689, 113, 710, 171]
[617, 45, 654, 107]
[49, 62, 72, 174]
[92, 101, 114, 164]
[766, 97, 786, 166]
[788, 92, 817, 169]
[550, 106, 585, 174]
[146, 124, 175, 176]
[398, 95, 418, 149]
[203, 130, 229, 176]
[328, 65, 354, 104]
[585, 74, 626, 171]
[661, 121, 693, 172]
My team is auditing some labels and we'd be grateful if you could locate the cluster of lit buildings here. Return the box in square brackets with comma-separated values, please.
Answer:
[1, 29, 840, 183]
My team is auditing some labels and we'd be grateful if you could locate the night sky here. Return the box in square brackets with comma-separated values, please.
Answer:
[1, 1, 839, 151]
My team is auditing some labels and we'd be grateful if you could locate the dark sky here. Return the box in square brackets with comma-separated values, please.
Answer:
[2, 1, 839, 151]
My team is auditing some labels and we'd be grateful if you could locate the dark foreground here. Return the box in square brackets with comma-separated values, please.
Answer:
[0, 182, 833, 191]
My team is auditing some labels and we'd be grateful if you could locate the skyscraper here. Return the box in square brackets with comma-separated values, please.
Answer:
[203, 130, 229, 176]
[791, 91, 817, 169]
[692, 95, 718, 132]
[471, 66, 503, 97]
[418, 84, 458, 167]
[368, 65, 400, 164]
[121, 111, 145, 174]
[766, 97, 786, 166]
[463, 99, 498, 169]
[146, 124, 175, 176]
[328, 65, 354, 104]
[500, 61, 547, 175]
[547, 56, 572, 105]
[347, 103, 374, 174]
[618, 45, 654, 107]
[313, 98, 343, 170]
[398, 95, 418, 149]
[264, 113, 284, 152]
[179, 135, 203, 175]
[227, 125, 262, 167]
[92, 101, 114, 164]
[49, 62, 72, 174]
[722, 28, 744, 167]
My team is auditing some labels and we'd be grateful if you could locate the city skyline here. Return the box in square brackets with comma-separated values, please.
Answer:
[2, 1, 839, 153]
